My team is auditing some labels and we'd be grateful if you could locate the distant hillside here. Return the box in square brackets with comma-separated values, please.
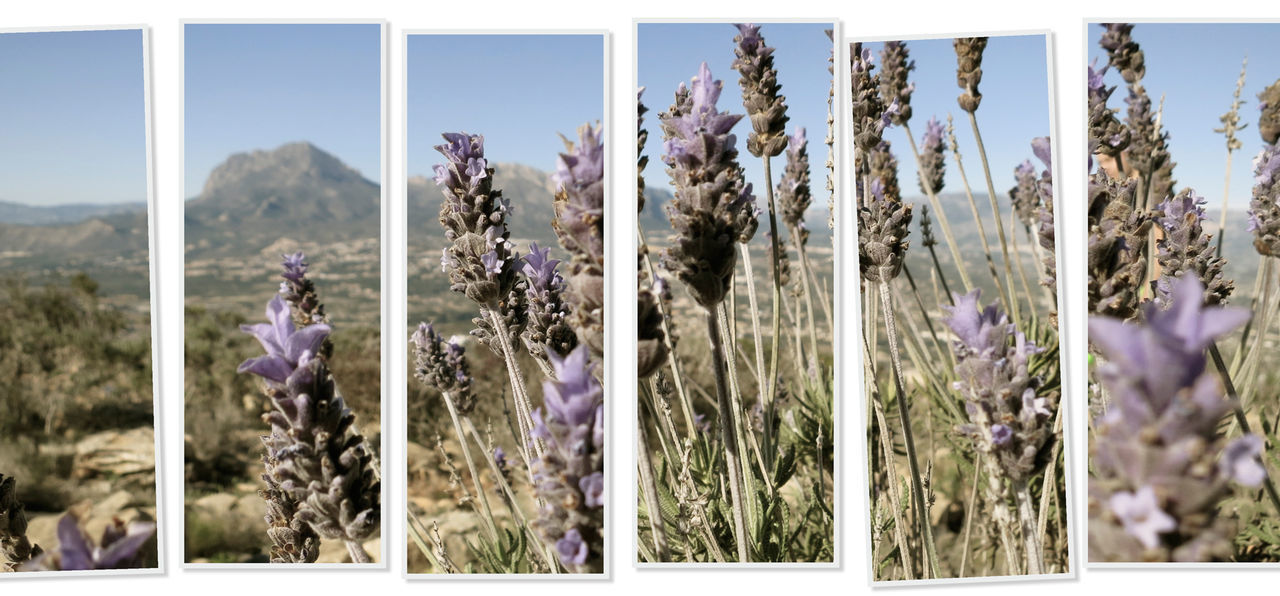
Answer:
[408, 162, 559, 249]
[641, 185, 834, 246]
[0, 212, 148, 258]
[186, 141, 380, 258]
[0, 200, 146, 226]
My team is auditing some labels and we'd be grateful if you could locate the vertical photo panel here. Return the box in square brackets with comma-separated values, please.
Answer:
[0, 27, 160, 574]
[182, 22, 385, 565]
[404, 31, 607, 576]
[635, 20, 838, 565]
[852, 33, 1070, 581]
[1087, 22, 1280, 565]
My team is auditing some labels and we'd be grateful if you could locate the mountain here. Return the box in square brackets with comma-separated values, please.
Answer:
[0, 200, 146, 226]
[0, 211, 147, 258]
[185, 142, 380, 257]
[408, 162, 559, 248]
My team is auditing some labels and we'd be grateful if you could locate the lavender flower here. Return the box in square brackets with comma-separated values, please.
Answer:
[1089, 276, 1262, 562]
[638, 88, 649, 212]
[24, 513, 155, 571]
[1009, 160, 1039, 225]
[1124, 86, 1177, 202]
[878, 41, 914, 126]
[1032, 137, 1057, 290]
[1250, 85, 1280, 256]
[1151, 189, 1233, 306]
[917, 116, 946, 196]
[530, 345, 604, 573]
[553, 124, 605, 357]
[1088, 172, 1150, 320]
[850, 43, 890, 161]
[1088, 63, 1130, 157]
[953, 37, 987, 113]
[1098, 23, 1145, 84]
[240, 291, 380, 551]
[732, 23, 789, 158]
[280, 251, 327, 328]
[520, 243, 578, 364]
[858, 141, 913, 284]
[1261, 79, 1280, 145]
[943, 290, 1054, 482]
[637, 276, 669, 379]
[777, 126, 812, 242]
[659, 63, 759, 308]
[1, 474, 39, 571]
[434, 132, 528, 352]
[411, 321, 475, 414]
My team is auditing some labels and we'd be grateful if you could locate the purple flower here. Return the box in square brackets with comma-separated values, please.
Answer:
[990, 424, 1012, 446]
[1221, 435, 1266, 487]
[555, 528, 589, 566]
[493, 446, 507, 473]
[538, 345, 602, 431]
[579, 472, 604, 508]
[522, 242, 562, 293]
[1109, 486, 1175, 549]
[237, 295, 330, 385]
[54, 514, 155, 570]
[281, 251, 307, 284]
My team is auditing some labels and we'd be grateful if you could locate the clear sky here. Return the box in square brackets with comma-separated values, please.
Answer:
[0, 29, 146, 206]
[861, 34, 1053, 203]
[638, 22, 834, 229]
[1087, 23, 1280, 219]
[406, 34, 605, 177]
[184, 23, 381, 198]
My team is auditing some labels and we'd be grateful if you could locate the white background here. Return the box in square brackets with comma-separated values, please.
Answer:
[2, 0, 1267, 593]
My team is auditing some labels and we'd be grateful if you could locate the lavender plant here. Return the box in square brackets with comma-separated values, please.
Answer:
[407, 119, 606, 573]
[1087, 22, 1280, 562]
[238, 254, 380, 564]
[857, 36, 1065, 580]
[636, 23, 835, 564]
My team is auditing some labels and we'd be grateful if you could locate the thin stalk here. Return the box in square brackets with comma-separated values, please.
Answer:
[719, 304, 769, 497]
[487, 309, 544, 463]
[947, 126, 1014, 316]
[802, 248, 835, 341]
[966, 112, 1021, 324]
[1217, 150, 1234, 258]
[638, 422, 672, 561]
[706, 308, 751, 562]
[1208, 342, 1280, 517]
[903, 123, 974, 292]
[762, 157, 784, 471]
[1037, 404, 1065, 548]
[864, 330, 915, 580]
[1013, 479, 1045, 575]
[790, 226, 821, 365]
[345, 540, 372, 564]
[958, 454, 982, 578]
[638, 223, 698, 436]
[878, 281, 940, 579]
[461, 418, 557, 571]
[442, 392, 499, 542]
[739, 243, 771, 416]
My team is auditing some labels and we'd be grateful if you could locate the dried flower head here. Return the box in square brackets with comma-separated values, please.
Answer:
[1088, 172, 1150, 320]
[1250, 143, 1280, 256]
[917, 116, 946, 196]
[878, 41, 915, 126]
[1260, 79, 1280, 145]
[858, 141, 913, 283]
[659, 62, 759, 308]
[954, 37, 988, 113]
[1, 474, 40, 571]
[1098, 23, 1145, 84]
[520, 243, 579, 364]
[777, 126, 812, 237]
[732, 23, 790, 158]
[1088, 63, 1131, 157]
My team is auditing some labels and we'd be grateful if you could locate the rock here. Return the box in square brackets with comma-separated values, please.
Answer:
[73, 427, 155, 481]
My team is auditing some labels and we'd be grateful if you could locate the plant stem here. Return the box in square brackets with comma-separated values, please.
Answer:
[488, 309, 544, 463]
[878, 281, 940, 579]
[1208, 341, 1280, 517]
[345, 540, 372, 564]
[706, 308, 751, 563]
[1217, 150, 1234, 258]
[442, 392, 499, 542]
[762, 157, 783, 471]
[1013, 479, 1044, 575]
[967, 111, 1021, 324]
[739, 243, 771, 420]
[904, 123, 973, 292]
[638, 421, 672, 561]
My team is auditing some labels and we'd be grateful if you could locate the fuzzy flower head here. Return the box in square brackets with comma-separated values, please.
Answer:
[777, 125, 813, 236]
[1152, 189, 1233, 307]
[1089, 276, 1262, 562]
[954, 37, 988, 113]
[944, 289, 1053, 481]
[552, 124, 606, 359]
[878, 40, 915, 125]
[1249, 142, 1280, 256]
[917, 116, 946, 196]
[659, 63, 759, 308]
[850, 43, 889, 156]
[732, 23, 790, 157]
[1088, 62, 1130, 156]
[434, 131, 523, 308]
[411, 321, 475, 414]
[530, 345, 604, 573]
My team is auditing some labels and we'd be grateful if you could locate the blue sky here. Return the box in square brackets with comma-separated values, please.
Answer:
[862, 34, 1052, 203]
[0, 29, 146, 206]
[638, 22, 834, 227]
[1087, 23, 1280, 219]
[184, 23, 381, 198]
[406, 34, 604, 177]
